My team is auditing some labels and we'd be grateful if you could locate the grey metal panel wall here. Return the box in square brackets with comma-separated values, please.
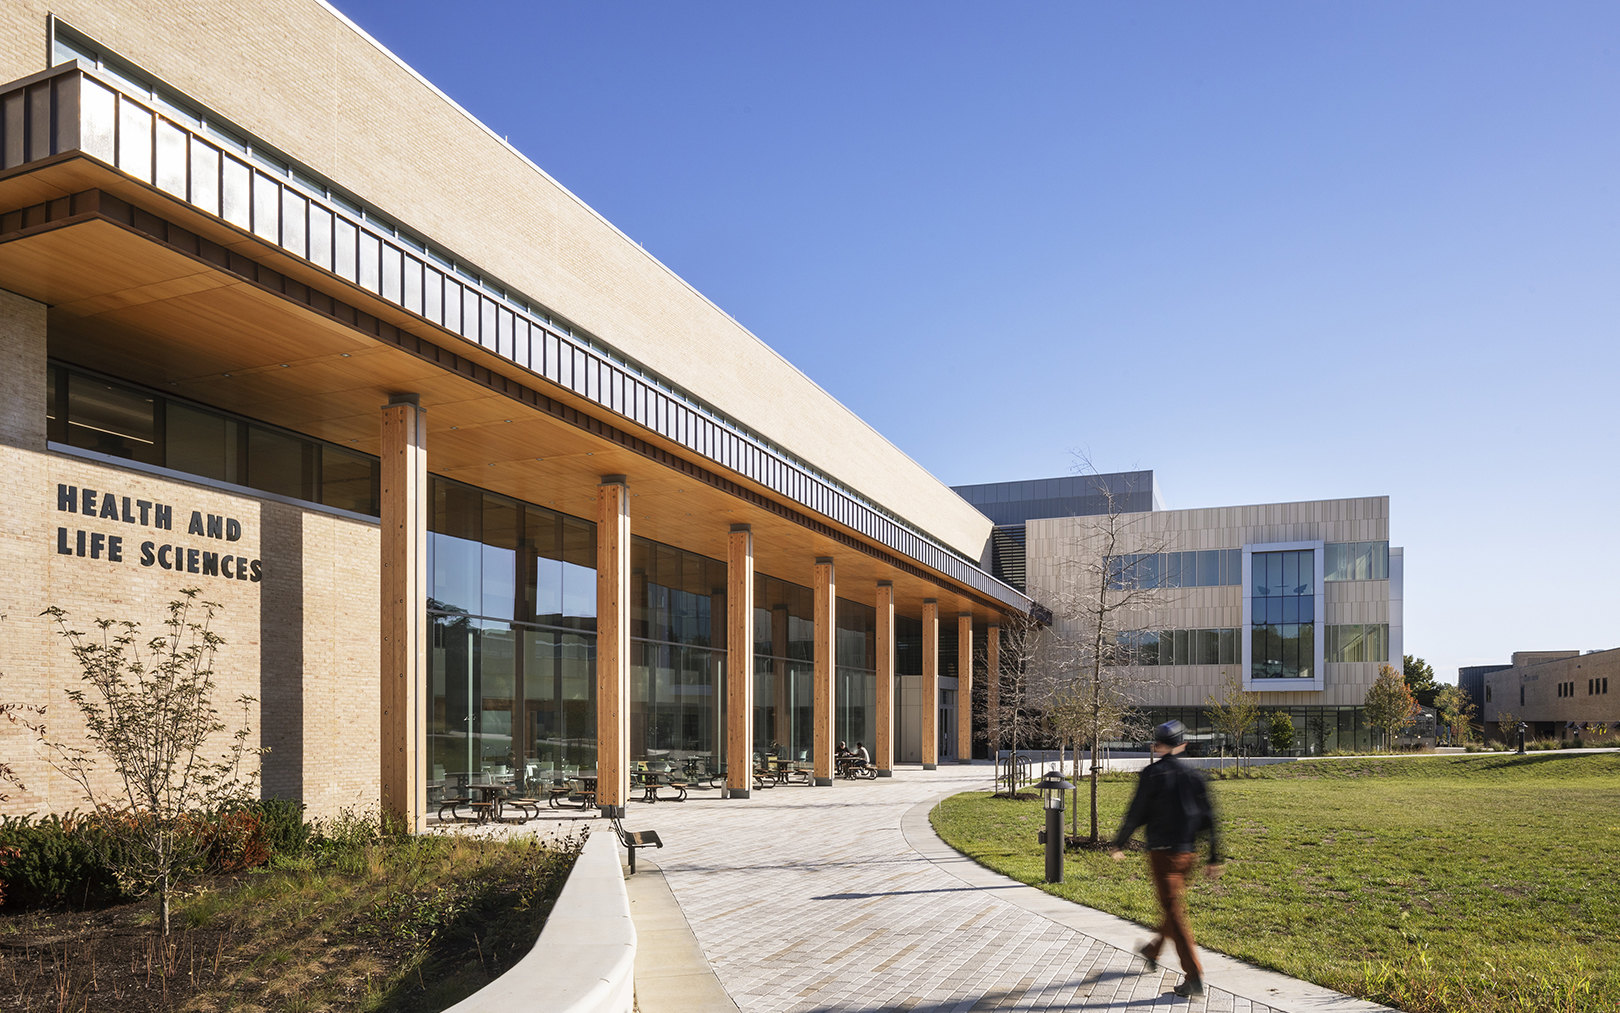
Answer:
[953, 471, 1158, 526]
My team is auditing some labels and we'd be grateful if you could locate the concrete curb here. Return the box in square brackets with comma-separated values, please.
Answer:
[627, 858, 742, 1012]
[446, 830, 635, 1013]
[904, 791, 1395, 1013]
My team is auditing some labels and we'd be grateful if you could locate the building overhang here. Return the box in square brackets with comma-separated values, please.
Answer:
[0, 63, 1031, 624]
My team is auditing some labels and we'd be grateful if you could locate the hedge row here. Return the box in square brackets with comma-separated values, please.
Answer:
[0, 798, 308, 910]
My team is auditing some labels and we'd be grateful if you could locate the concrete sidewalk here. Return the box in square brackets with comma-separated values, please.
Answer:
[612, 764, 1392, 1012]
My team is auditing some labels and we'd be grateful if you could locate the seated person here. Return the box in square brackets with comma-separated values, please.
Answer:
[835, 740, 857, 774]
[854, 741, 871, 767]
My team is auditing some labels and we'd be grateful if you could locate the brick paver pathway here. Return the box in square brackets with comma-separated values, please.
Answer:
[610, 763, 1390, 1013]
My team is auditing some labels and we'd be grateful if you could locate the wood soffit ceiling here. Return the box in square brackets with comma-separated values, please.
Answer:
[0, 156, 1015, 624]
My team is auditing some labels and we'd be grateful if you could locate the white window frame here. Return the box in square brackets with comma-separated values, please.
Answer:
[1242, 541, 1326, 692]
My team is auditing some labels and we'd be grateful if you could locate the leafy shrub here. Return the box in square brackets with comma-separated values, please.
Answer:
[0, 813, 125, 909]
[203, 806, 270, 872]
[255, 798, 310, 857]
[306, 805, 392, 872]
[0, 844, 15, 907]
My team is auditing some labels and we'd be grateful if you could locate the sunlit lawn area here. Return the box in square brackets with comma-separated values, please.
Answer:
[932, 752, 1620, 1013]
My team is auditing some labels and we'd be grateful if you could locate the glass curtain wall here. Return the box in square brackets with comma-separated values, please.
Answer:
[1130, 706, 1372, 756]
[754, 575, 816, 762]
[836, 601, 877, 754]
[427, 477, 597, 796]
[630, 538, 727, 779]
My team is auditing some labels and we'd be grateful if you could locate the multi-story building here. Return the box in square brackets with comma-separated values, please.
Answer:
[1479, 650, 1619, 743]
[0, 0, 1031, 826]
[956, 473, 1403, 755]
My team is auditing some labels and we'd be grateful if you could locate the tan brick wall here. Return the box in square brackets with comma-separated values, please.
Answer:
[1026, 497, 1395, 709]
[1482, 648, 1620, 737]
[0, 314, 381, 818]
[0, 289, 51, 814]
[0, 0, 995, 561]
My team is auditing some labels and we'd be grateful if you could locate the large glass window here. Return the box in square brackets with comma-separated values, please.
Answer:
[427, 477, 599, 796]
[1324, 542, 1389, 581]
[247, 426, 315, 501]
[166, 402, 240, 482]
[1326, 624, 1390, 663]
[836, 601, 877, 754]
[65, 371, 162, 465]
[1127, 706, 1373, 756]
[319, 445, 379, 515]
[755, 575, 816, 762]
[1251, 549, 1315, 679]
[1108, 548, 1242, 590]
[629, 537, 728, 776]
[1118, 628, 1240, 666]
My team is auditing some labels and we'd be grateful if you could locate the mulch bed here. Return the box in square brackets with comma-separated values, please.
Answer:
[0, 870, 522, 1013]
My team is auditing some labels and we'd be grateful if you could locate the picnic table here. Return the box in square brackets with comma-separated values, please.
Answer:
[632, 769, 688, 803]
[547, 775, 598, 811]
[437, 782, 543, 823]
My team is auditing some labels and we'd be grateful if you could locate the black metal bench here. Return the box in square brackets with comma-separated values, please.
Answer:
[502, 797, 541, 822]
[437, 796, 472, 821]
[612, 818, 663, 874]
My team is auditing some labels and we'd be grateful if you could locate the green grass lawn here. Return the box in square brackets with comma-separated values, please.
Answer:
[931, 752, 1620, 1013]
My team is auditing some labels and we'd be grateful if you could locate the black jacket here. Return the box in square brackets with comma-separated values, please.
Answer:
[1112, 753, 1220, 863]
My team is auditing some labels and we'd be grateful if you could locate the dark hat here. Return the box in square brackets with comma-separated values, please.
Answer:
[1154, 720, 1186, 747]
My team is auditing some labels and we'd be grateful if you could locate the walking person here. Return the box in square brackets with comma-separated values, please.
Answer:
[1109, 720, 1223, 998]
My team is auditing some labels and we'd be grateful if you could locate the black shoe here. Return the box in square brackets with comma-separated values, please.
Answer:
[1173, 977, 1204, 998]
[1137, 943, 1159, 972]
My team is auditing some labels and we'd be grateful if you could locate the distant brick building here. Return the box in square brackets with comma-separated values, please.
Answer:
[1479, 649, 1620, 743]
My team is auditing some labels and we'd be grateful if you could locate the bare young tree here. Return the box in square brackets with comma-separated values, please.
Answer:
[1206, 669, 1261, 771]
[1041, 463, 1174, 844]
[42, 589, 261, 935]
[1043, 658, 1154, 839]
[981, 610, 1065, 797]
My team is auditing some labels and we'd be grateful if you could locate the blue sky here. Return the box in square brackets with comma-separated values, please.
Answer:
[330, 1, 1619, 684]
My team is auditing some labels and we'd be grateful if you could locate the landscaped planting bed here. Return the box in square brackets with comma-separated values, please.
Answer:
[932, 752, 1620, 1013]
[0, 811, 581, 1013]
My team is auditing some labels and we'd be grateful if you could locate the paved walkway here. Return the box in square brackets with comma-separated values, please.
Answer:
[610, 763, 1391, 1013]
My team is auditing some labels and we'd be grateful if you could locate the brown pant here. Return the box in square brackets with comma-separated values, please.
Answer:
[1144, 850, 1202, 979]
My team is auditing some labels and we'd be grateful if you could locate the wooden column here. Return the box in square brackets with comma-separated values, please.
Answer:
[986, 623, 1001, 763]
[957, 612, 974, 764]
[726, 525, 755, 798]
[380, 394, 427, 832]
[596, 476, 631, 817]
[812, 557, 836, 786]
[874, 581, 895, 777]
[921, 599, 939, 770]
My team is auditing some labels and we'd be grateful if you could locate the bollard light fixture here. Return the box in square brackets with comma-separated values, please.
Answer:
[1036, 768, 1074, 809]
[1033, 768, 1075, 884]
